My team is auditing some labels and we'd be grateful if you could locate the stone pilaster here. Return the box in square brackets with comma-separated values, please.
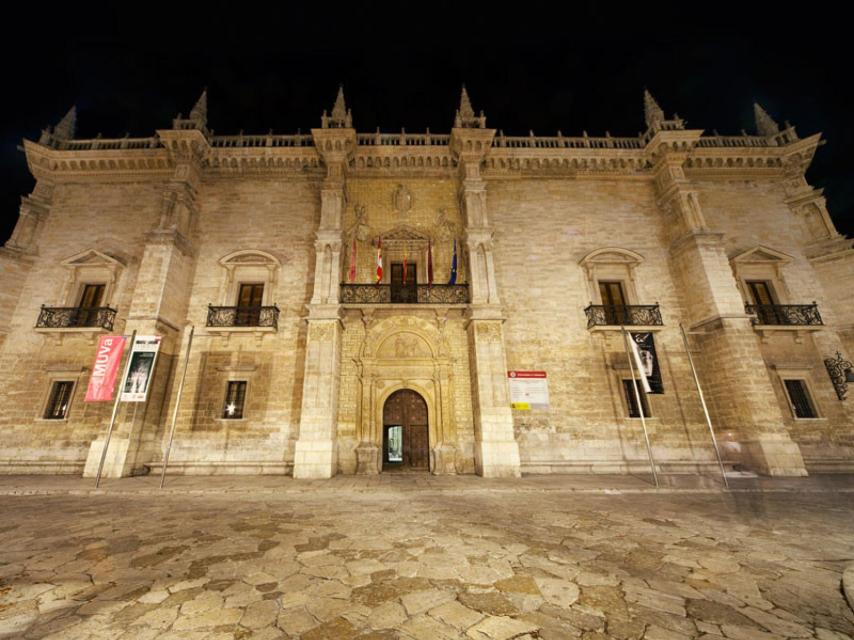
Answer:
[651, 129, 807, 476]
[292, 120, 355, 479]
[83, 127, 204, 478]
[452, 111, 521, 477]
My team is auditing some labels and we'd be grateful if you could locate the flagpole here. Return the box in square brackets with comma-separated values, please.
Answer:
[680, 323, 729, 489]
[95, 329, 136, 488]
[622, 327, 659, 488]
[160, 325, 195, 489]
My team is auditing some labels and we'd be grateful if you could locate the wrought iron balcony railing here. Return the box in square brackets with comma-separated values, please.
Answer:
[584, 304, 663, 328]
[745, 303, 823, 326]
[340, 284, 470, 304]
[36, 306, 117, 330]
[206, 305, 280, 329]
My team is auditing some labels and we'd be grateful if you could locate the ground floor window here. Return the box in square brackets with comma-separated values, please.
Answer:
[44, 381, 74, 419]
[622, 379, 651, 418]
[783, 379, 818, 418]
[222, 381, 247, 419]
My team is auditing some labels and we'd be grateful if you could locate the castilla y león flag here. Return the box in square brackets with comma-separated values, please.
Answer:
[375, 237, 383, 283]
[85, 335, 127, 402]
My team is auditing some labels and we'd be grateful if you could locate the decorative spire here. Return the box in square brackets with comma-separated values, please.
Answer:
[323, 85, 352, 128]
[643, 89, 665, 131]
[172, 89, 209, 132]
[53, 106, 77, 140]
[642, 88, 684, 134]
[189, 89, 207, 128]
[753, 102, 780, 137]
[454, 85, 486, 128]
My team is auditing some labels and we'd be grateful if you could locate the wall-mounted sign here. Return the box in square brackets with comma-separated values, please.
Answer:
[508, 370, 549, 410]
[630, 332, 663, 394]
[120, 335, 162, 403]
[84, 335, 127, 402]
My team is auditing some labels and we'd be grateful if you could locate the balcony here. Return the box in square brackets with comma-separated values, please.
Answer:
[340, 284, 470, 305]
[36, 306, 117, 331]
[584, 304, 663, 329]
[745, 303, 823, 326]
[206, 305, 280, 330]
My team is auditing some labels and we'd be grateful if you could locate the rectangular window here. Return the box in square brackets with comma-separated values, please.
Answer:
[44, 381, 74, 419]
[784, 379, 817, 419]
[235, 284, 264, 326]
[622, 379, 651, 418]
[222, 381, 247, 419]
[599, 281, 627, 325]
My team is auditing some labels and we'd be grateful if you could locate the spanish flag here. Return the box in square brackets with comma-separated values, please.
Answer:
[375, 237, 383, 283]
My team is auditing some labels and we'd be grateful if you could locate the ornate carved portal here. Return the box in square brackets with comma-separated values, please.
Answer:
[382, 390, 429, 471]
[353, 315, 460, 475]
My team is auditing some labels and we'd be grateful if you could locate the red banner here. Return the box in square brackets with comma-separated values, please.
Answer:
[85, 335, 127, 402]
[508, 370, 547, 378]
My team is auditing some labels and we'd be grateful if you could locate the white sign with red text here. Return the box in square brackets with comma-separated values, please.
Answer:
[507, 370, 549, 410]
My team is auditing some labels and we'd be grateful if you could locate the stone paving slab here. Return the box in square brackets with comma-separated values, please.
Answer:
[0, 473, 851, 497]
[1, 480, 853, 639]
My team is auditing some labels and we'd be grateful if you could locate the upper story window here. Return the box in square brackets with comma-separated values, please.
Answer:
[730, 246, 822, 327]
[60, 249, 124, 309]
[580, 248, 663, 328]
[207, 250, 281, 330]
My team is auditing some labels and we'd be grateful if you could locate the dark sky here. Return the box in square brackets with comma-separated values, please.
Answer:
[2, 2, 852, 241]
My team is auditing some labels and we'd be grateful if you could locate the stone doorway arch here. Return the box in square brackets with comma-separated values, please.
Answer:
[382, 389, 429, 471]
[353, 315, 460, 475]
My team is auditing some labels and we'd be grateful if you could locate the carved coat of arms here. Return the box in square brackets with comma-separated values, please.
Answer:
[392, 184, 414, 216]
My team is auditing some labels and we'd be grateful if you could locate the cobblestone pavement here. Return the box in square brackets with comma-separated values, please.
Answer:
[1, 478, 853, 639]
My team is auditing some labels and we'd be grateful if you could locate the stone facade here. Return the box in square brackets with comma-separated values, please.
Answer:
[0, 88, 852, 479]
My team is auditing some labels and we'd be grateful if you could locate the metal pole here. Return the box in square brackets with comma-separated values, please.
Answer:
[623, 327, 659, 488]
[680, 323, 729, 489]
[95, 330, 136, 488]
[160, 325, 194, 489]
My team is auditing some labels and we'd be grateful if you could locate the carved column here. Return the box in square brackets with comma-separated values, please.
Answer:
[293, 126, 355, 478]
[83, 128, 205, 478]
[451, 125, 521, 477]
[651, 130, 807, 476]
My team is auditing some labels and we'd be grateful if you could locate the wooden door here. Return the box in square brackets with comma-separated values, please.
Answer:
[236, 283, 264, 326]
[746, 280, 779, 324]
[382, 389, 429, 470]
[390, 263, 417, 303]
[75, 284, 105, 326]
[599, 281, 627, 325]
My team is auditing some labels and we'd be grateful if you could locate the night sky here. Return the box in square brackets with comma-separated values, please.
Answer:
[1, 3, 852, 242]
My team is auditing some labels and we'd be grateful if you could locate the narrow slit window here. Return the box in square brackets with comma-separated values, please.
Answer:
[784, 379, 817, 419]
[44, 381, 74, 420]
[622, 379, 651, 418]
[222, 381, 247, 419]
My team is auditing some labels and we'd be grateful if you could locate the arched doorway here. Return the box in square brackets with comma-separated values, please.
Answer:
[382, 389, 429, 471]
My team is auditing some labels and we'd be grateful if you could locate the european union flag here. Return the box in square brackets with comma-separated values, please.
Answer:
[448, 239, 458, 285]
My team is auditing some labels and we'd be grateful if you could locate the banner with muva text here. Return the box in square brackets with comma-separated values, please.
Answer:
[84, 335, 127, 402]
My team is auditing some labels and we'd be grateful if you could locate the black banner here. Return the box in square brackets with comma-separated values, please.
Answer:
[631, 332, 663, 394]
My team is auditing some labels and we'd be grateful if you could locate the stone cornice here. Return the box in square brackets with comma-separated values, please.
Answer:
[22, 127, 822, 182]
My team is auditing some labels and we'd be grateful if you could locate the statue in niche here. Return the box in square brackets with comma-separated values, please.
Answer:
[434, 208, 459, 280]
[352, 204, 372, 243]
[392, 184, 414, 216]
[157, 191, 178, 230]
